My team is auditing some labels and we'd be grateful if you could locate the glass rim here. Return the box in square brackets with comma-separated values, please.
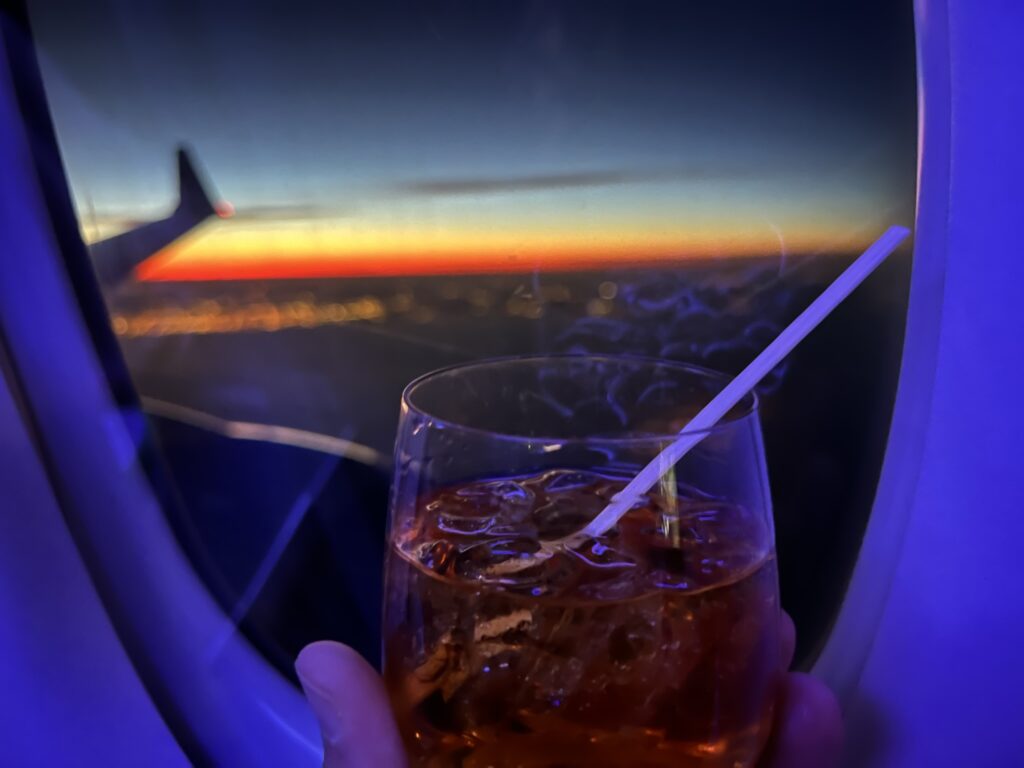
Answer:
[401, 353, 759, 446]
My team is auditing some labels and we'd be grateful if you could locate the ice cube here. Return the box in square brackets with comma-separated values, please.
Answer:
[453, 537, 543, 581]
[521, 651, 588, 701]
[449, 479, 536, 526]
[485, 521, 538, 539]
[607, 616, 656, 665]
[413, 539, 458, 576]
[437, 512, 495, 536]
[542, 469, 601, 493]
[473, 609, 533, 643]
[565, 538, 637, 571]
[532, 495, 601, 540]
[405, 632, 469, 705]
[486, 480, 534, 506]
[515, 609, 594, 700]
[456, 479, 530, 503]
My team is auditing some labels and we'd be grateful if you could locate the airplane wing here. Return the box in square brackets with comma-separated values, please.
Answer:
[88, 146, 225, 287]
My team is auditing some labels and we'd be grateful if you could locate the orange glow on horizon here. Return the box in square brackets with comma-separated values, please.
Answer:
[138, 251, 707, 280]
[132, 219, 871, 281]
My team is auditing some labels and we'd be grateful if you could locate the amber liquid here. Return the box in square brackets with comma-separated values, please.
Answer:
[383, 470, 781, 768]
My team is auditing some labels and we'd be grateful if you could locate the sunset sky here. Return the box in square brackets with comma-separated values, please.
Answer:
[30, 0, 917, 280]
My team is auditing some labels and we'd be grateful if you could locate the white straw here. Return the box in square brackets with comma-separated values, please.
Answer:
[580, 225, 910, 539]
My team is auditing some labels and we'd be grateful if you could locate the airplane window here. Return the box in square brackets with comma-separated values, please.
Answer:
[25, 0, 916, 674]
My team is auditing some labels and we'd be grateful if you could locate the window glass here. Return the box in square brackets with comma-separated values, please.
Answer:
[26, 0, 917, 671]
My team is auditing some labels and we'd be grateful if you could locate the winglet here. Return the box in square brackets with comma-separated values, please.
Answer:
[175, 145, 218, 221]
[88, 146, 225, 287]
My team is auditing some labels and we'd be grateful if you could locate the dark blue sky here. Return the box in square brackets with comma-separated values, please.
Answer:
[27, 0, 917, 276]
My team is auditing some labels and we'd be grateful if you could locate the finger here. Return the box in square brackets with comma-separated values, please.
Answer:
[780, 611, 797, 670]
[295, 641, 407, 768]
[761, 673, 843, 768]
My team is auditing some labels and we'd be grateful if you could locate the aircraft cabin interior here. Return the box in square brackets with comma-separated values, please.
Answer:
[1, 1, 1021, 766]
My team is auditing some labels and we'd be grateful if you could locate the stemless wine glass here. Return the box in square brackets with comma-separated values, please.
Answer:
[382, 355, 781, 768]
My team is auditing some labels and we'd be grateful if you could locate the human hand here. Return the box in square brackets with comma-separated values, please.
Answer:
[295, 615, 842, 768]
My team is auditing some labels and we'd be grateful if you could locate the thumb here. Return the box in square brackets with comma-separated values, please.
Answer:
[295, 641, 407, 768]
[761, 673, 844, 768]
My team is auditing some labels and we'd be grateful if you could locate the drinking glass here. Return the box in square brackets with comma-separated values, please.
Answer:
[383, 355, 781, 767]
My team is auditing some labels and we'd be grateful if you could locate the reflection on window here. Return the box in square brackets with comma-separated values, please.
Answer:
[28, 0, 916, 671]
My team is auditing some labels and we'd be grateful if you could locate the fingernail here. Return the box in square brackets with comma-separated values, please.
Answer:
[296, 662, 345, 748]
